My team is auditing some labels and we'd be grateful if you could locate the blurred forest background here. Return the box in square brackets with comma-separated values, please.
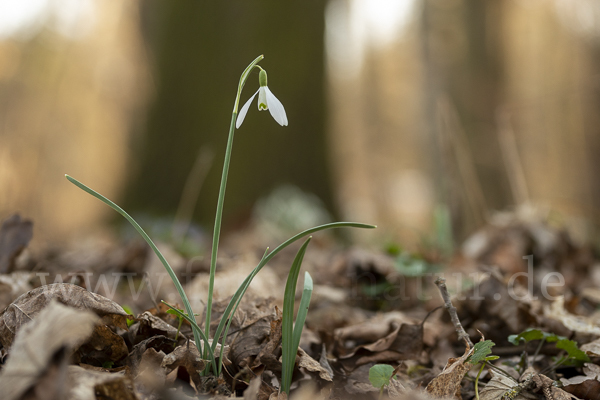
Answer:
[1, 0, 600, 251]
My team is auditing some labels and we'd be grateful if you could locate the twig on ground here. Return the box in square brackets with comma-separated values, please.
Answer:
[435, 277, 473, 348]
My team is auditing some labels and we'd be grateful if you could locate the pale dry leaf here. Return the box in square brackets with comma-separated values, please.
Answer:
[243, 375, 263, 400]
[0, 301, 99, 400]
[387, 376, 407, 397]
[0, 283, 129, 349]
[137, 347, 167, 391]
[297, 347, 333, 381]
[546, 296, 600, 335]
[68, 365, 137, 400]
[581, 338, 600, 357]
[478, 370, 537, 400]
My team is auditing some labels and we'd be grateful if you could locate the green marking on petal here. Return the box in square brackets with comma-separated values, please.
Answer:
[259, 102, 268, 110]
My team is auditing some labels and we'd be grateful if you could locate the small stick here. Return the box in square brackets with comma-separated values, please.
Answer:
[435, 277, 473, 348]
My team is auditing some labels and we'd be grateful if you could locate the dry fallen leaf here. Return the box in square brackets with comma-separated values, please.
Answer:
[77, 323, 129, 365]
[560, 363, 600, 400]
[126, 335, 176, 376]
[161, 341, 208, 390]
[130, 310, 186, 344]
[546, 296, 600, 336]
[222, 295, 278, 369]
[336, 312, 423, 371]
[530, 373, 579, 400]
[581, 339, 600, 357]
[137, 347, 167, 392]
[255, 308, 283, 372]
[297, 347, 333, 382]
[0, 283, 130, 349]
[478, 370, 537, 400]
[243, 375, 263, 400]
[68, 365, 138, 400]
[0, 301, 99, 400]
[425, 345, 473, 399]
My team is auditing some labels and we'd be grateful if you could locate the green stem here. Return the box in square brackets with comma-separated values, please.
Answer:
[204, 55, 264, 362]
[474, 362, 485, 400]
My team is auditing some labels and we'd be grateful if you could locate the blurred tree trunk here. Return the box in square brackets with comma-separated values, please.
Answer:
[501, 0, 600, 238]
[420, 0, 508, 240]
[126, 1, 330, 232]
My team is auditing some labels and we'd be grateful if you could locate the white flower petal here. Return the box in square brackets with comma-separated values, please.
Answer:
[258, 87, 268, 110]
[236, 89, 259, 129]
[264, 87, 288, 126]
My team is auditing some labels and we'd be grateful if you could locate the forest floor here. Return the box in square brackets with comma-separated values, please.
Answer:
[0, 209, 599, 400]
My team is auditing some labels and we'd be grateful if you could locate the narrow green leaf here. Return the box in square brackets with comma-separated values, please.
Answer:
[210, 221, 375, 361]
[65, 175, 217, 375]
[281, 238, 311, 394]
[369, 364, 395, 389]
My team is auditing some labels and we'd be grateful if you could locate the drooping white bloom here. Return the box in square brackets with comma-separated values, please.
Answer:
[236, 69, 288, 129]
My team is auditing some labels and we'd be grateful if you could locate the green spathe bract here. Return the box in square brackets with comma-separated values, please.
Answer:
[65, 55, 376, 385]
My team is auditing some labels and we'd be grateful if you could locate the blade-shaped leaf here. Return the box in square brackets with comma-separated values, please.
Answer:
[65, 175, 216, 375]
[281, 238, 311, 394]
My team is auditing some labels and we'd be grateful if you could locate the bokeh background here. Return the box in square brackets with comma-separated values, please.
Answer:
[1, 0, 600, 250]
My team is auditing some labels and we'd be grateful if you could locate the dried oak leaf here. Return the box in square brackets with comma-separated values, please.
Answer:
[0, 301, 99, 400]
[0, 283, 130, 349]
[560, 363, 600, 400]
[0, 214, 33, 274]
[425, 346, 472, 399]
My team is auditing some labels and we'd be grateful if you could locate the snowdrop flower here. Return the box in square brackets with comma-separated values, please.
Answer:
[236, 69, 288, 128]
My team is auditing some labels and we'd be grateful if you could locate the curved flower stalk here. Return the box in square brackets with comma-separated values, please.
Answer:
[236, 69, 288, 128]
